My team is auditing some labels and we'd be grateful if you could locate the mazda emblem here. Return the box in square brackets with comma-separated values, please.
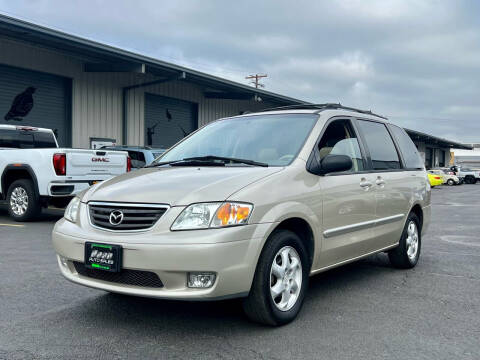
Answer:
[109, 210, 124, 226]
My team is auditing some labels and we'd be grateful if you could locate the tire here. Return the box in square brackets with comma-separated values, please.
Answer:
[465, 176, 475, 184]
[388, 213, 421, 269]
[6, 179, 41, 221]
[447, 179, 455, 186]
[242, 229, 310, 326]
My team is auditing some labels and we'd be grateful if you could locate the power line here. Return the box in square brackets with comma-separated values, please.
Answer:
[245, 74, 268, 88]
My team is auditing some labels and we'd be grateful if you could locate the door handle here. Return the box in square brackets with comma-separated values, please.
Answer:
[376, 176, 386, 186]
[360, 178, 373, 190]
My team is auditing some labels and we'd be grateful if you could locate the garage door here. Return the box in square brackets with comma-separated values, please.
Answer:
[0, 64, 71, 147]
[144, 93, 197, 148]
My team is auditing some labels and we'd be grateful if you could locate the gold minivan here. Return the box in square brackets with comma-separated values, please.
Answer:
[53, 104, 431, 326]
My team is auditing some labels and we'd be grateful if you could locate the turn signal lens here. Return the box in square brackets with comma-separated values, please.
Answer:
[212, 202, 253, 227]
[171, 202, 253, 230]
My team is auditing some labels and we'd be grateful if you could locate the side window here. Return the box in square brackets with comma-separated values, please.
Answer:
[357, 120, 400, 170]
[128, 151, 146, 168]
[389, 125, 424, 169]
[318, 119, 364, 172]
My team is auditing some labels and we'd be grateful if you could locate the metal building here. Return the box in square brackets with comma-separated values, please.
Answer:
[405, 129, 472, 168]
[0, 14, 302, 148]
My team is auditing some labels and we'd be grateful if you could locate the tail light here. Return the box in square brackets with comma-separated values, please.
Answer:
[126, 156, 132, 172]
[434, 176, 441, 180]
[53, 153, 66, 176]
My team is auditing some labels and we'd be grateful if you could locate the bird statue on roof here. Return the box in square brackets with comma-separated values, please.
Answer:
[4, 86, 36, 121]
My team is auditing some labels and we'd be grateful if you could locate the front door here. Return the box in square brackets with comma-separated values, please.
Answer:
[318, 118, 377, 268]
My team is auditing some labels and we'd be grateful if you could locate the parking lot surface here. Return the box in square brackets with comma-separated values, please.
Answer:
[0, 185, 479, 360]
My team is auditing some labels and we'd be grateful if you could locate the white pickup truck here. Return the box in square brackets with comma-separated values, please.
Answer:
[0, 125, 130, 221]
[450, 165, 480, 184]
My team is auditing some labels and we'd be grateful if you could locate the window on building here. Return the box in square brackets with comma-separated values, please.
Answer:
[357, 120, 400, 170]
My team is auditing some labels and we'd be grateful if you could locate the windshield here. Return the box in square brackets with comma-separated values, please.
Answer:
[156, 114, 318, 166]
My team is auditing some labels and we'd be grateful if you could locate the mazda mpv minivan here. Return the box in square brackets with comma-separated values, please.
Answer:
[53, 104, 430, 326]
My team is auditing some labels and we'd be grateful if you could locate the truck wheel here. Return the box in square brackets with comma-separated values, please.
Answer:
[242, 230, 309, 326]
[465, 176, 475, 184]
[388, 213, 421, 269]
[447, 179, 455, 186]
[6, 179, 41, 222]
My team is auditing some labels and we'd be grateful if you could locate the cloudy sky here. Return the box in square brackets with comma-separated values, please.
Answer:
[0, 0, 479, 142]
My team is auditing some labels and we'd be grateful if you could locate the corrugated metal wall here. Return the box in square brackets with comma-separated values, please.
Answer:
[0, 37, 276, 148]
[0, 63, 71, 146]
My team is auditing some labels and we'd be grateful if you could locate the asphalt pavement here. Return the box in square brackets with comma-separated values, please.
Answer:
[0, 185, 479, 359]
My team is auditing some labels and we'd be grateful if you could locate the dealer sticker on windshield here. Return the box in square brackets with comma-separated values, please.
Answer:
[85, 242, 122, 272]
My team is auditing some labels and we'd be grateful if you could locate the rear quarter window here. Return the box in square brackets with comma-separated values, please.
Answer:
[389, 125, 424, 169]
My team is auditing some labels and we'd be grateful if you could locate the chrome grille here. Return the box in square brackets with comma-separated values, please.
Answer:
[88, 202, 168, 231]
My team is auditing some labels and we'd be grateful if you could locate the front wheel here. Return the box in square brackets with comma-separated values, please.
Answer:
[6, 179, 41, 221]
[447, 179, 455, 186]
[242, 230, 309, 326]
[388, 213, 421, 269]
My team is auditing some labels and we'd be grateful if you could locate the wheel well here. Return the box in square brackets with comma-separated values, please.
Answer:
[1, 169, 34, 199]
[274, 218, 314, 267]
[410, 204, 423, 230]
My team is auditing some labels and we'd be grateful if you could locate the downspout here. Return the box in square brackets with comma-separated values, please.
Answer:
[121, 71, 186, 145]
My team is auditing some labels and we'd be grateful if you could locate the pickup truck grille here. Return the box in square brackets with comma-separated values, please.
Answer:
[88, 202, 168, 231]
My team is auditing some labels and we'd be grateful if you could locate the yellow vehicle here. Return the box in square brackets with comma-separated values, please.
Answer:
[427, 172, 443, 187]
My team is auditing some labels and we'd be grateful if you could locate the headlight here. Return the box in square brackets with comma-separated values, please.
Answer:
[64, 197, 81, 223]
[171, 202, 253, 231]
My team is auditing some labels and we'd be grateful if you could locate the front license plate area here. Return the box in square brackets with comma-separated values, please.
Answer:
[85, 242, 122, 272]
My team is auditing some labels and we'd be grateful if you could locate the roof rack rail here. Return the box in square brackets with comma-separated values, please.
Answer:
[262, 103, 388, 120]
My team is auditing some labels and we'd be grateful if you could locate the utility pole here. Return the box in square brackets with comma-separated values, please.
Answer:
[245, 74, 267, 88]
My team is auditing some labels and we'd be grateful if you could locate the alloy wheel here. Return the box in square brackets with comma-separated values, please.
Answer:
[270, 246, 302, 312]
[406, 221, 419, 261]
[10, 186, 29, 216]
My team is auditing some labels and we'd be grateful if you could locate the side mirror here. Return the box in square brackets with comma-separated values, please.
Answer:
[319, 154, 353, 175]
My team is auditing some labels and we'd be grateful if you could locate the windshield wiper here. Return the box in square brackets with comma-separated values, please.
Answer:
[184, 155, 268, 167]
[146, 155, 268, 168]
[145, 158, 224, 168]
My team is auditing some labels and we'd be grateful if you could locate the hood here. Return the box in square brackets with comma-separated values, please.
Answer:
[82, 166, 283, 205]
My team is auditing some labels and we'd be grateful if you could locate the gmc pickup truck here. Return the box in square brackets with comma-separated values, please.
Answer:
[450, 165, 479, 184]
[0, 125, 130, 221]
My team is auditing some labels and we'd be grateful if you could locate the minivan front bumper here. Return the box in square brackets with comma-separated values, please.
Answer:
[52, 220, 271, 300]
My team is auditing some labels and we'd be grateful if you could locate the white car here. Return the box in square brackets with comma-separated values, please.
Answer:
[0, 125, 130, 221]
[429, 169, 460, 186]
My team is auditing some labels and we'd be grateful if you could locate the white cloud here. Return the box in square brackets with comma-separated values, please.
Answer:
[0, 0, 479, 141]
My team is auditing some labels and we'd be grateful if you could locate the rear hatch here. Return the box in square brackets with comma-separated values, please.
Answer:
[65, 149, 128, 177]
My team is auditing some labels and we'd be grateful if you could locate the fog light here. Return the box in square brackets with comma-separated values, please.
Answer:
[59, 256, 68, 267]
[187, 272, 216, 288]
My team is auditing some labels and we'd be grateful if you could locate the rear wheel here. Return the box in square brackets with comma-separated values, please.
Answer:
[465, 176, 476, 184]
[6, 179, 41, 221]
[447, 179, 455, 186]
[388, 213, 421, 269]
[242, 230, 309, 326]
